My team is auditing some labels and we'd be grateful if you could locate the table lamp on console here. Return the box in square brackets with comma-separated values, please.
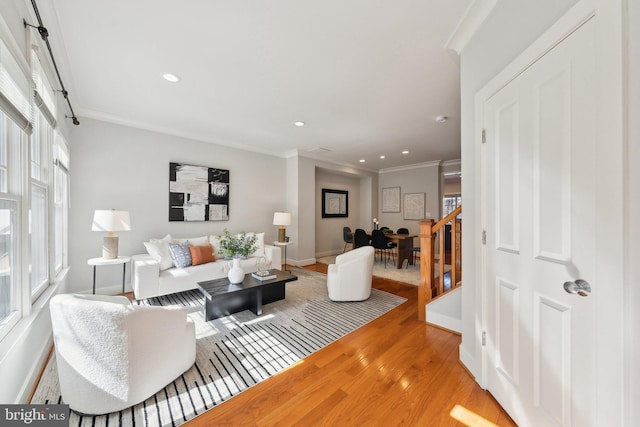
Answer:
[92, 209, 131, 259]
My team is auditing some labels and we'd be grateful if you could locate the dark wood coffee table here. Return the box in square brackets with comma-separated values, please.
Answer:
[197, 269, 297, 320]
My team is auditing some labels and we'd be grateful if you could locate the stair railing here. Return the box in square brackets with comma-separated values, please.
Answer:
[418, 206, 462, 321]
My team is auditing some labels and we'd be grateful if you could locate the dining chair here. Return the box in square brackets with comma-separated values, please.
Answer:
[397, 227, 409, 234]
[353, 229, 371, 249]
[342, 226, 354, 252]
[371, 229, 395, 267]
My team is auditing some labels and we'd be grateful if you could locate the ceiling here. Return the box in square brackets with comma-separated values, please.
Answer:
[42, 0, 472, 171]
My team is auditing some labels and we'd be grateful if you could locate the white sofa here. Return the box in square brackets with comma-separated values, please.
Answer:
[132, 233, 282, 300]
[50, 294, 196, 415]
[327, 246, 374, 301]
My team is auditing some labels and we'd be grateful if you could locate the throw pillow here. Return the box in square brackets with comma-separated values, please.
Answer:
[143, 234, 174, 271]
[168, 241, 192, 268]
[190, 244, 216, 266]
[248, 232, 265, 256]
[173, 236, 209, 246]
[209, 234, 223, 255]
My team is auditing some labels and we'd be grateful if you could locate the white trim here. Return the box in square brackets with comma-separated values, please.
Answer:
[379, 160, 441, 174]
[445, 0, 499, 54]
[77, 108, 290, 159]
[441, 159, 461, 167]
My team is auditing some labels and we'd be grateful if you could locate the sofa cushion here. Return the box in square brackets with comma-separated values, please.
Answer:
[143, 234, 174, 271]
[168, 242, 192, 268]
[173, 236, 209, 246]
[189, 244, 216, 266]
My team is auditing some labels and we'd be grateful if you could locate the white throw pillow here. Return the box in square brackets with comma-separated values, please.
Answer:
[143, 234, 173, 271]
[242, 232, 265, 257]
[173, 236, 209, 246]
[209, 234, 223, 255]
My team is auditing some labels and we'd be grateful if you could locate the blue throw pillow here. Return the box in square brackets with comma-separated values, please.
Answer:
[168, 241, 192, 268]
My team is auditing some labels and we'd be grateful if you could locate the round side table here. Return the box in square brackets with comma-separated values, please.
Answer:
[87, 256, 131, 294]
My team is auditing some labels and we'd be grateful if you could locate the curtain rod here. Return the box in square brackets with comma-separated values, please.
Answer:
[24, 0, 79, 125]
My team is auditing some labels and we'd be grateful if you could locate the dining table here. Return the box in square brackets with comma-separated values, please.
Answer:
[352, 231, 417, 269]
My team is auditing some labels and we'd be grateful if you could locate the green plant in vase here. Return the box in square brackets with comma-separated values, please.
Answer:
[218, 229, 258, 259]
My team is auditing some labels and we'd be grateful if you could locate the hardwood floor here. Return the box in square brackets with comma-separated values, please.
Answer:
[185, 263, 516, 427]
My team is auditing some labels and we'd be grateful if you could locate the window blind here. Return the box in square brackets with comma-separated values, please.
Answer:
[0, 38, 32, 134]
[31, 49, 56, 127]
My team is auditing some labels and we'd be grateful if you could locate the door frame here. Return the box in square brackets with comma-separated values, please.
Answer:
[473, 0, 625, 424]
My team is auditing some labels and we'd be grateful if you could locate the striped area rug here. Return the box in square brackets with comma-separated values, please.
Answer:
[31, 267, 406, 426]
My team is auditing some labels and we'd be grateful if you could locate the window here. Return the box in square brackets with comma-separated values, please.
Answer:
[0, 111, 24, 340]
[30, 110, 51, 299]
[53, 134, 69, 273]
[0, 27, 69, 340]
[443, 195, 462, 218]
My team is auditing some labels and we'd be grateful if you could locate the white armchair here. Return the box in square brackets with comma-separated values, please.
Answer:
[327, 246, 374, 301]
[49, 294, 196, 415]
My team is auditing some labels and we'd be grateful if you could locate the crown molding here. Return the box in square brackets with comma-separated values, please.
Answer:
[444, 0, 498, 54]
[77, 108, 288, 158]
[379, 160, 442, 174]
[442, 159, 462, 167]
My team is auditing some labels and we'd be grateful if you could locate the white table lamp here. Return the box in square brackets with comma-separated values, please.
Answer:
[92, 209, 131, 259]
[273, 212, 291, 243]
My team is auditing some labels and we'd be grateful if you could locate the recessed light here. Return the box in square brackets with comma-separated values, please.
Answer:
[294, 121, 305, 127]
[436, 115, 448, 123]
[402, 150, 409, 154]
[380, 155, 385, 159]
[359, 159, 366, 163]
[162, 73, 181, 83]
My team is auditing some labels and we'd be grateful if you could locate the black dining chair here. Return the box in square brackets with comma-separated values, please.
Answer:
[397, 227, 409, 234]
[353, 229, 371, 249]
[371, 229, 395, 267]
[342, 226, 354, 252]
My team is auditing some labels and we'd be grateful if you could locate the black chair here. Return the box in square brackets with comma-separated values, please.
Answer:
[353, 229, 371, 249]
[371, 229, 395, 267]
[397, 227, 409, 234]
[410, 246, 420, 268]
[342, 226, 354, 252]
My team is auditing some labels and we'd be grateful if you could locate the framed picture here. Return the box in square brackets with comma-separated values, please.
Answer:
[169, 162, 229, 221]
[321, 188, 348, 218]
[403, 192, 426, 220]
[382, 187, 401, 212]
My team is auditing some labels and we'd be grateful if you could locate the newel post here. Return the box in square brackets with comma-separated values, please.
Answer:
[419, 219, 435, 321]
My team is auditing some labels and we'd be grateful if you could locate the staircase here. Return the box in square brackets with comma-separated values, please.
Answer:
[417, 206, 462, 321]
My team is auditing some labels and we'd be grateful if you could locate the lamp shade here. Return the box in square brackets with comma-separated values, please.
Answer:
[273, 212, 291, 226]
[92, 210, 131, 232]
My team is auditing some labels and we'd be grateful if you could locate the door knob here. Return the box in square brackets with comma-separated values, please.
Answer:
[563, 279, 591, 296]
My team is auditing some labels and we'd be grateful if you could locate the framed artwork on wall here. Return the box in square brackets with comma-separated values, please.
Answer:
[321, 188, 348, 218]
[382, 187, 401, 212]
[403, 192, 426, 220]
[169, 162, 229, 221]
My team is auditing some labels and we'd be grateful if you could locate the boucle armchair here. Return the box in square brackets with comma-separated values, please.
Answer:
[49, 294, 196, 415]
[327, 246, 374, 301]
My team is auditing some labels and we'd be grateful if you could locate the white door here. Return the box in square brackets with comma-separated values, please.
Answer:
[483, 18, 601, 427]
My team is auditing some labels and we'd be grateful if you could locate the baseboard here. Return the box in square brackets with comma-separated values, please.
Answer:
[315, 249, 343, 258]
[459, 344, 480, 387]
[290, 257, 317, 267]
[426, 311, 461, 334]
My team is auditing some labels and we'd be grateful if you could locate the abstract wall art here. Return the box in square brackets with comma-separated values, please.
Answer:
[169, 162, 229, 221]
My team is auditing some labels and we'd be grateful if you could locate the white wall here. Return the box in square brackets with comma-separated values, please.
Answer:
[68, 118, 287, 293]
[315, 169, 361, 256]
[378, 162, 441, 235]
[625, 1, 640, 424]
[458, 0, 580, 377]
